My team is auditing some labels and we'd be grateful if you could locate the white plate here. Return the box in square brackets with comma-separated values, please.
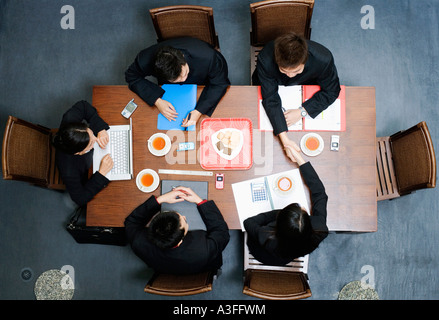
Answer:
[300, 133, 324, 157]
[148, 133, 171, 156]
[211, 128, 244, 161]
[136, 169, 160, 193]
[273, 175, 294, 197]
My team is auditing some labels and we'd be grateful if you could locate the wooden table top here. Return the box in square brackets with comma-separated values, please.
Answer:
[87, 85, 376, 232]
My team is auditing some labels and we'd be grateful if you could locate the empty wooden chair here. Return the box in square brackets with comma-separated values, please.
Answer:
[376, 121, 436, 200]
[243, 232, 311, 300]
[144, 270, 216, 296]
[149, 5, 220, 50]
[250, 0, 315, 79]
[2, 116, 64, 190]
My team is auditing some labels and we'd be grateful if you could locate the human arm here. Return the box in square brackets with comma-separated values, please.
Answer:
[243, 210, 277, 243]
[299, 162, 328, 230]
[124, 196, 163, 243]
[125, 47, 168, 108]
[60, 100, 109, 135]
[301, 53, 340, 118]
[190, 50, 230, 118]
[197, 200, 230, 259]
[256, 44, 290, 136]
[57, 152, 110, 207]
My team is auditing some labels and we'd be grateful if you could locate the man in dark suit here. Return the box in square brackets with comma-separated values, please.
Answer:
[253, 32, 340, 158]
[124, 186, 230, 274]
[125, 37, 230, 127]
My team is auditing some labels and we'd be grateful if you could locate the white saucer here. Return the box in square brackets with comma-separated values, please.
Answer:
[136, 169, 160, 193]
[148, 133, 171, 156]
[300, 133, 324, 157]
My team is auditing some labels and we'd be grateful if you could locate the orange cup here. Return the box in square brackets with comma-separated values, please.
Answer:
[140, 173, 154, 187]
[152, 137, 166, 151]
[305, 137, 320, 151]
[277, 177, 292, 192]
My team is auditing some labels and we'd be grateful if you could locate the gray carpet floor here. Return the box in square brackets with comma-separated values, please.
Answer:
[1, 0, 438, 301]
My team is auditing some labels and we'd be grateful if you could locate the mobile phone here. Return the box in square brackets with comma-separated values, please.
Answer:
[215, 173, 224, 189]
[331, 135, 340, 151]
[121, 99, 138, 119]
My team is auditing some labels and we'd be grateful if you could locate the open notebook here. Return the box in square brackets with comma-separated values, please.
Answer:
[258, 85, 346, 132]
[232, 169, 310, 231]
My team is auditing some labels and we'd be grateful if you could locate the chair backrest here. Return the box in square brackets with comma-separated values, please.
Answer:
[242, 232, 311, 300]
[243, 269, 311, 300]
[376, 136, 400, 200]
[2, 116, 64, 189]
[250, 0, 314, 46]
[144, 271, 215, 296]
[390, 121, 436, 195]
[149, 5, 220, 50]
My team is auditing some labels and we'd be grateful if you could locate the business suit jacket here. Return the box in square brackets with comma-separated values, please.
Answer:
[254, 40, 341, 135]
[55, 101, 110, 207]
[125, 37, 230, 117]
[244, 162, 328, 266]
[124, 196, 230, 275]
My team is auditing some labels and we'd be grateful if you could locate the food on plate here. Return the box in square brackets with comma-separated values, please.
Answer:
[214, 129, 242, 157]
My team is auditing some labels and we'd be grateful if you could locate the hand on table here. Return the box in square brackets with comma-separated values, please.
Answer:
[171, 186, 203, 204]
[96, 130, 109, 149]
[155, 98, 178, 121]
[181, 110, 201, 127]
[284, 109, 302, 127]
[98, 154, 114, 176]
[156, 189, 186, 204]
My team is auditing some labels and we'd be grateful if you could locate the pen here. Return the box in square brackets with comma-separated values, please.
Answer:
[185, 112, 192, 131]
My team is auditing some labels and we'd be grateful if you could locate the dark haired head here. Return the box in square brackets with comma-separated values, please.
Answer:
[147, 211, 185, 249]
[274, 32, 308, 69]
[52, 122, 90, 154]
[275, 203, 312, 257]
[154, 46, 187, 82]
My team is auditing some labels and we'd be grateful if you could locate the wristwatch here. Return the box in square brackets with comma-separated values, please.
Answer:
[299, 106, 308, 117]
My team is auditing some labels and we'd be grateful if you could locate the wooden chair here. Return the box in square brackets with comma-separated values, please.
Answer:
[376, 121, 436, 201]
[250, 0, 314, 80]
[149, 5, 220, 50]
[242, 232, 311, 300]
[2, 116, 64, 190]
[144, 270, 216, 296]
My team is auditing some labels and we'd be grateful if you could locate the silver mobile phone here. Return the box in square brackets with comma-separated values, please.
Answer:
[121, 99, 138, 119]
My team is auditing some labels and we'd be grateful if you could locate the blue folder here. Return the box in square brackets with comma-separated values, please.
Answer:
[157, 84, 197, 131]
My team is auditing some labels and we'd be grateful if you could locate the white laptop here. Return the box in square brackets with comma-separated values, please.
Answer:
[92, 118, 133, 181]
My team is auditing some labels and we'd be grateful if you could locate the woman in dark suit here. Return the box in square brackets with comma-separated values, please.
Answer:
[52, 100, 113, 206]
[244, 142, 328, 266]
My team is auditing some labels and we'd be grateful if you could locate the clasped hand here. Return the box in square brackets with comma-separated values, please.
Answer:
[156, 186, 203, 205]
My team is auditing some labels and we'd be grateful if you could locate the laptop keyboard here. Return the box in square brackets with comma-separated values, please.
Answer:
[109, 130, 130, 175]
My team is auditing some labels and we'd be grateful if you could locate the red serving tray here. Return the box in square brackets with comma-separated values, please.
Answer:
[200, 118, 253, 170]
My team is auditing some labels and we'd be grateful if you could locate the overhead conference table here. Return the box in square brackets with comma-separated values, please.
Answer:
[87, 85, 376, 232]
